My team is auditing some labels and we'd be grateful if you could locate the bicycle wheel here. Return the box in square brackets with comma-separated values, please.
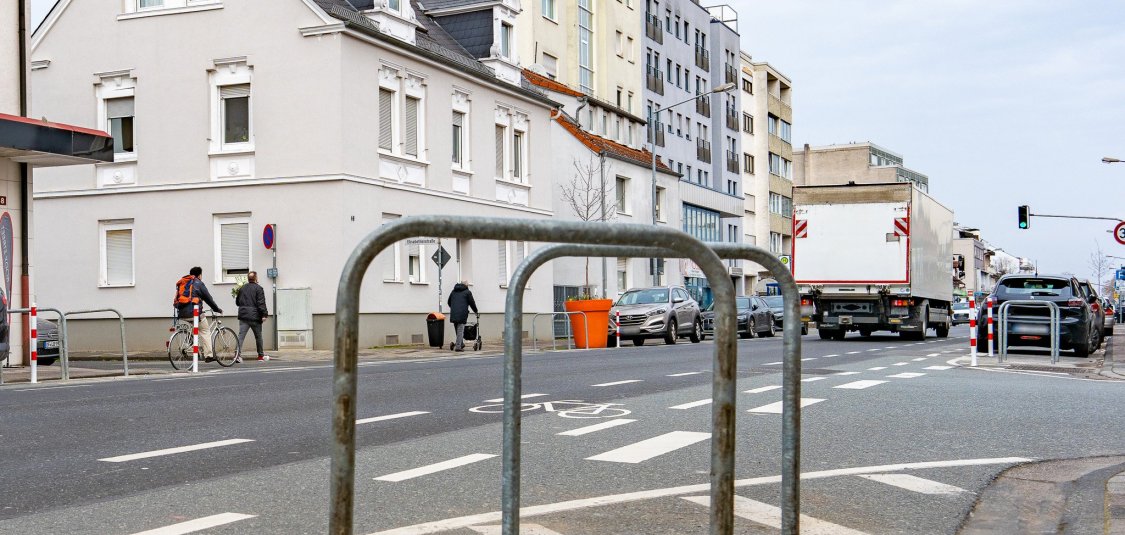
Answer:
[168, 331, 195, 370]
[212, 327, 239, 367]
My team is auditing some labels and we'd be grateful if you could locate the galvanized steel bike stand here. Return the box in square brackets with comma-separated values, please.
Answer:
[509, 243, 803, 535]
[997, 300, 1060, 363]
[331, 216, 738, 535]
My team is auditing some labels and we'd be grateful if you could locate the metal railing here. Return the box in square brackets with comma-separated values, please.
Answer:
[646, 67, 665, 95]
[696, 95, 711, 117]
[530, 311, 588, 352]
[3, 307, 66, 384]
[725, 106, 739, 130]
[724, 63, 737, 84]
[997, 300, 1060, 363]
[63, 308, 129, 378]
[329, 216, 770, 535]
[645, 13, 663, 43]
[695, 45, 710, 71]
[697, 138, 712, 163]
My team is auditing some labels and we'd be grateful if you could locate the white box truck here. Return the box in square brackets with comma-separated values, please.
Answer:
[792, 182, 954, 340]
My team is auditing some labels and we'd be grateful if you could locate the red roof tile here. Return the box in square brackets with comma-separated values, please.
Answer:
[553, 113, 676, 175]
[522, 69, 585, 98]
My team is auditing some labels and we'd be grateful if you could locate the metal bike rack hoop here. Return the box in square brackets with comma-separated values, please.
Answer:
[63, 308, 129, 377]
[997, 300, 1060, 364]
[529, 311, 587, 352]
[330, 216, 737, 535]
[4, 307, 67, 383]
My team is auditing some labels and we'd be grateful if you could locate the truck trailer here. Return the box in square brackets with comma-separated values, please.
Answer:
[793, 182, 954, 341]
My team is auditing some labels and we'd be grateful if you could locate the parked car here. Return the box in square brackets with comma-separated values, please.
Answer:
[610, 287, 702, 346]
[37, 319, 61, 366]
[951, 301, 971, 325]
[700, 296, 775, 340]
[977, 275, 1098, 357]
[1102, 298, 1116, 337]
[1077, 280, 1105, 349]
[759, 295, 809, 335]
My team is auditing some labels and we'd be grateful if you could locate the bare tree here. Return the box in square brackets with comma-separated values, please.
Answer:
[992, 257, 1016, 278]
[1089, 243, 1113, 294]
[559, 154, 615, 291]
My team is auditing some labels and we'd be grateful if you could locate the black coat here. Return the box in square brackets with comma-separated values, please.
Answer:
[446, 283, 478, 324]
[235, 282, 269, 323]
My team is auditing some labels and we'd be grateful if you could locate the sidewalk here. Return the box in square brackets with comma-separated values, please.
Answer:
[950, 324, 1122, 381]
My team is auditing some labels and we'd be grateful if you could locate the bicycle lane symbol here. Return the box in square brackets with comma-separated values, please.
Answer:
[469, 400, 631, 419]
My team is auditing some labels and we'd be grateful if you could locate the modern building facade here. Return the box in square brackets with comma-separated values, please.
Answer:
[794, 142, 930, 192]
[30, 0, 560, 350]
[738, 53, 794, 294]
[642, 0, 743, 306]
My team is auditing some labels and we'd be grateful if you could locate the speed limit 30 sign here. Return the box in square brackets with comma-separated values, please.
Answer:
[1116, 221, 1125, 246]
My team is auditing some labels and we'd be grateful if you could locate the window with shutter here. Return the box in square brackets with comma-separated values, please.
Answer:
[106, 97, 135, 154]
[220, 84, 251, 145]
[498, 241, 508, 283]
[379, 89, 394, 151]
[404, 97, 419, 156]
[495, 125, 505, 178]
[514, 241, 525, 264]
[381, 214, 401, 281]
[219, 222, 250, 281]
[103, 227, 133, 286]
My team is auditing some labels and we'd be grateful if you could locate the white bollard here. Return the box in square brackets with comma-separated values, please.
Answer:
[30, 305, 38, 384]
[969, 295, 977, 367]
[615, 311, 621, 349]
[986, 296, 994, 358]
[192, 304, 200, 373]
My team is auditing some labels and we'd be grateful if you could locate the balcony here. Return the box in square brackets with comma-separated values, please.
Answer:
[724, 63, 737, 84]
[696, 139, 712, 163]
[695, 46, 710, 71]
[695, 95, 711, 117]
[645, 14, 663, 44]
[725, 150, 739, 173]
[724, 106, 738, 131]
[649, 124, 666, 147]
[646, 66, 665, 95]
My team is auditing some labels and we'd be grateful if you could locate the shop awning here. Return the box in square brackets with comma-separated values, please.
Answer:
[0, 112, 113, 166]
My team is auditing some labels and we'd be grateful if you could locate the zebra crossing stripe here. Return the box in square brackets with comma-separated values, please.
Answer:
[857, 474, 967, 495]
[683, 495, 869, 534]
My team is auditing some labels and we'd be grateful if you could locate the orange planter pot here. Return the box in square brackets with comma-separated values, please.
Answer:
[563, 299, 613, 349]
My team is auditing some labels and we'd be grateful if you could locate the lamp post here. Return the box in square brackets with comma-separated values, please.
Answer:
[648, 82, 736, 284]
[1102, 157, 1122, 164]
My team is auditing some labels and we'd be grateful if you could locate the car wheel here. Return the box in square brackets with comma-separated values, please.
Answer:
[689, 318, 702, 343]
[664, 319, 678, 345]
[37, 357, 57, 366]
[801, 324, 808, 335]
[1073, 342, 1090, 358]
[632, 338, 645, 347]
[743, 318, 755, 339]
[764, 320, 776, 338]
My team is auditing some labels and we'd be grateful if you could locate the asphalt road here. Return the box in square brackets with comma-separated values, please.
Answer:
[1, 326, 1122, 534]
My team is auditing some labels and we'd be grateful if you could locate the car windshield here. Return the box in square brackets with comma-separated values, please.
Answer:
[705, 297, 751, 312]
[760, 295, 784, 309]
[997, 278, 1072, 297]
[617, 289, 669, 306]
[953, 302, 969, 310]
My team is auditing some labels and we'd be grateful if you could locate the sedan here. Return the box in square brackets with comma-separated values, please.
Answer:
[952, 301, 970, 325]
[701, 296, 775, 339]
[759, 294, 809, 335]
[37, 319, 61, 366]
[1103, 298, 1116, 337]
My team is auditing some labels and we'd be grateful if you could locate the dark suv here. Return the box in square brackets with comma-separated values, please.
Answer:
[979, 275, 1098, 357]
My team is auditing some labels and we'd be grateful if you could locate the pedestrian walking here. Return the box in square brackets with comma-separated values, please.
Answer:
[234, 271, 270, 362]
[174, 267, 223, 361]
[446, 281, 478, 352]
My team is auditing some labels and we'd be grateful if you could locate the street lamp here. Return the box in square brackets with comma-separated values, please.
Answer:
[1103, 157, 1123, 164]
[648, 82, 737, 283]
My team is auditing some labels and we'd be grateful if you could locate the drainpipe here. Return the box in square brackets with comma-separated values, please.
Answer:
[575, 97, 588, 130]
[18, 0, 30, 363]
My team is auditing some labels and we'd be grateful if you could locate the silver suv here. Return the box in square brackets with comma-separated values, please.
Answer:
[611, 286, 702, 346]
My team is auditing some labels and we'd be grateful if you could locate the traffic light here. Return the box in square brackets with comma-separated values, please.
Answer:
[1017, 205, 1030, 229]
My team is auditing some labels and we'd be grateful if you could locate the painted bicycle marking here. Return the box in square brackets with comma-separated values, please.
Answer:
[469, 400, 631, 419]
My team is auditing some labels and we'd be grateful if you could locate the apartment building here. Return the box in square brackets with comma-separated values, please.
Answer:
[643, 0, 743, 305]
[737, 53, 794, 294]
[794, 142, 930, 192]
[30, 0, 559, 351]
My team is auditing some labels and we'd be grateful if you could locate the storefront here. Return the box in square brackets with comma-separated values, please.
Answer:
[682, 203, 722, 308]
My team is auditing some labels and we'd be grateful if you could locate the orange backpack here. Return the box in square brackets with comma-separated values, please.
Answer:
[174, 275, 201, 307]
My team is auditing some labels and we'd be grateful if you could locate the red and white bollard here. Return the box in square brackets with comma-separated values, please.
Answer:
[969, 295, 978, 367]
[192, 304, 200, 373]
[615, 311, 621, 349]
[986, 296, 994, 358]
[30, 305, 38, 384]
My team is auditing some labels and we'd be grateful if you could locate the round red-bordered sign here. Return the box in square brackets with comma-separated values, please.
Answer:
[1115, 221, 1125, 246]
[263, 224, 276, 250]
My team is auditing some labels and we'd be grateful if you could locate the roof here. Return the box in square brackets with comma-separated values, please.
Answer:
[0, 113, 113, 166]
[420, 0, 498, 11]
[522, 69, 647, 123]
[553, 113, 676, 176]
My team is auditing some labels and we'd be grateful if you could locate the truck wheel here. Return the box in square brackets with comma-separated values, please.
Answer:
[859, 328, 872, 338]
[832, 330, 846, 341]
[818, 329, 834, 340]
[935, 323, 950, 338]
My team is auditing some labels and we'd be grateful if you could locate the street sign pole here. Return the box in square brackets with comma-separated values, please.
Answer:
[438, 238, 443, 314]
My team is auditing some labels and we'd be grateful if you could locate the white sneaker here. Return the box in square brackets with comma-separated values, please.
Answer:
[258, 355, 271, 361]
[234, 355, 243, 364]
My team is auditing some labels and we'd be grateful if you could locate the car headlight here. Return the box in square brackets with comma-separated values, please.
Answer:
[647, 308, 667, 316]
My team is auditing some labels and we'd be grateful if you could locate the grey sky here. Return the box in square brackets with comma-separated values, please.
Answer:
[30, 0, 1125, 284]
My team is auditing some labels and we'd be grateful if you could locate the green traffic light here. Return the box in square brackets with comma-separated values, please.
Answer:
[1019, 222, 1028, 229]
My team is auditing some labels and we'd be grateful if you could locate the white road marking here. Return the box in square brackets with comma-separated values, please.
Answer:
[801, 377, 826, 383]
[867, 366, 887, 371]
[834, 380, 888, 390]
[866, 349, 881, 352]
[748, 398, 825, 414]
[846, 351, 861, 355]
[857, 473, 967, 495]
[11, 384, 88, 392]
[924, 365, 954, 370]
[586, 431, 710, 464]
[484, 394, 546, 403]
[99, 439, 254, 463]
[912, 358, 927, 362]
[468, 524, 564, 535]
[762, 361, 783, 366]
[744, 385, 782, 394]
[887, 372, 926, 379]
[557, 419, 636, 436]
[801, 358, 818, 361]
[375, 453, 497, 482]
[892, 362, 909, 366]
[822, 354, 839, 358]
[884, 346, 898, 349]
[669, 399, 713, 409]
[357, 411, 430, 425]
[591, 379, 643, 387]
[667, 372, 703, 377]
[129, 513, 256, 535]
[683, 495, 869, 535]
[926, 353, 942, 357]
[368, 457, 1032, 535]
[834, 371, 861, 376]
[153, 376, 216, 382]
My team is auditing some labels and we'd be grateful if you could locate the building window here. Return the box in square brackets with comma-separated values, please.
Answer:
[382, 214, 401, 282]
[625, 36, 635, 63]
[138, 0, 162, 8]
[452, 111, 465, 166]
[742, 112, 753, 134]
[512, 131, 524, 180]
[220, 84, 251, 146]
[742, 78, 752, 93]
[655, 186, 665, 221]
[615, 31, 624, 57]
[578, 0, 594, 93]
[542, 0, 555, 19]
[767, 114, 779, 136]
[498, 241, 529, 285]
[500, 23, 512, 59]
[770, 232, 783, 254]
[379, 88, 395, 151]
[100, 220, 134, 287]
[106, 97, 135, 156]
[769, 152, 792, 178]
[769, 192, 793, 216]
[404, 96, 420, 157]
[779, 118, 792, 143]
[683, 204, 721, 241]
[215, 215, 250, 283]
[616, 258, 629, 292]
[495, 125, 506, 178]
[743, 153, 754, 174]
[407, 241, 426, 283]
[616, 176, 628, 213]
[541, 53, 558, 79]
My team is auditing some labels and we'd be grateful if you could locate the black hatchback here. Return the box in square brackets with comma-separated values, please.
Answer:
[978, 275, 1098, 357]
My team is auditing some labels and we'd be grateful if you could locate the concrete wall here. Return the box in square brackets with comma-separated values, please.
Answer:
[794, 145, 877, 186]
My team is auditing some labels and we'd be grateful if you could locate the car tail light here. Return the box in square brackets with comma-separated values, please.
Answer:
[1091, 302, 1100, 313]
[1066, 298, 1083, 307]
[800, 298, 812, 307]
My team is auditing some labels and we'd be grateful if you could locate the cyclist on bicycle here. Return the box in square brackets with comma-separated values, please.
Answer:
[174, 266, 223, 361]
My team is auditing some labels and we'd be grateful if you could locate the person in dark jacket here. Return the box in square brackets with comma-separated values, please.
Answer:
[446, 281, 478, 351]
[234, 271, 270, 363]
[174, 267, 223, 360]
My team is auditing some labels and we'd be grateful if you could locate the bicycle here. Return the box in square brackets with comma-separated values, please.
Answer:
[167, 310, 240, 370]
